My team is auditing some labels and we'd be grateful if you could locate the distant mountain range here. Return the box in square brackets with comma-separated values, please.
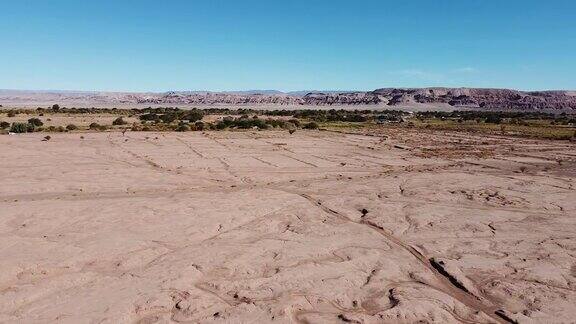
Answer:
[1, 88, 575, 111]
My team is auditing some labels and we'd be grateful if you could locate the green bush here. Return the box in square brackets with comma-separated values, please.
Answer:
[66, 124, 78, 131]
[28, 118, 43, 127]
[485, 115, 502, 124]
[181, 109, 204, 122]
[10, 122, 29, 133]
[0, 121, 9, 129]
[215, 117, 270, 130]
[303, 122, 319, 130]
[139, 113, 159, 122]
[194, 121, 205, 131]
[160, 113, 178, 123]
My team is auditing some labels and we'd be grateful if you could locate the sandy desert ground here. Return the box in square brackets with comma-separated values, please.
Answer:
[1, 129, 575, 323]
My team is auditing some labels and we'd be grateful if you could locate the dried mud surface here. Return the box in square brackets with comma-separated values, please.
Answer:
[1, 130, 575, 323]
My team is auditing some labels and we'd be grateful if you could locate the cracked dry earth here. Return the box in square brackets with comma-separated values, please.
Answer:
[1, 130, 575, 323]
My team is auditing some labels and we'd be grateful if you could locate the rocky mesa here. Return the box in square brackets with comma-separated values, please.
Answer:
[1, 88, 576, 111]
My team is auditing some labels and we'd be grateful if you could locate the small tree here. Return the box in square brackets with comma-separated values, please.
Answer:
[52, 104, 60, 111]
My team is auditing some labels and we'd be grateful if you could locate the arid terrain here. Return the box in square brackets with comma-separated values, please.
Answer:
[1, 127, 575, 323]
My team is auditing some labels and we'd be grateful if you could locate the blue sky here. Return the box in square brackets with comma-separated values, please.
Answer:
[1, 0, 575, 92]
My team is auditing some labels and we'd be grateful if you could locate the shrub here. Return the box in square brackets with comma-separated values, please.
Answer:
[112, 117, 127, 125]
[160, 113, 178, 123]
[130, 124, 142, 131]
[289, 118, 300, 127]
[52, 104, 60, 111]
[303, 122, 319, 130]
[0, 121, 9, 129]
[265, 119, 287, 128]
[485, 115, 502, 124]
[181, 109, 204, 122]
[215, 121, 228, 130]
[7, 111, 16, 117]
[66, 124, 78, 131]
[10, 122, 29, 133]
[89, 122, 108, 131]
[89, 122, 101, 130]
[57, 126, 65, 132]
[176, 124, 191, 132]
[28, 118, 43, 127]
[194, 121, 205, 131]
[140, 113, 159, 122]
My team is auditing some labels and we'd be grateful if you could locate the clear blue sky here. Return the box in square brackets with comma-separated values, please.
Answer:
[1, 0, 575, 92]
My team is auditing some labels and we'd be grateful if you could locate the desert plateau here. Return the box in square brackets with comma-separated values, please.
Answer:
[1, 111, 575, 323]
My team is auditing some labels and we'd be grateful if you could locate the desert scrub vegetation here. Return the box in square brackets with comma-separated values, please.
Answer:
[45, 126, 66, 132]
[112, 117, 128, 125]
[215, 116, 270, 130]
[175, 123, 191, 132]
[0, 121, 10, 129]
[303, 122, 319, 129]
[408, 117, 576, 140]
[27, 118, 44, 127]
[89, 122, 108, 131]
[66, 124, 78, 131]
[10, 122, 32, 133]
[138, 108, 204, 124]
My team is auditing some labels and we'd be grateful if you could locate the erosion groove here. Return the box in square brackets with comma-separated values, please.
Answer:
[429, 258, 471, 294]
[495, 310, 519, 324]
[299, 192, 513, 324]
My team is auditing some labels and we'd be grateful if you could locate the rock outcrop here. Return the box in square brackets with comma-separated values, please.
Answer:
[371, 88, 576, 110]
[2, 88, 575, 110]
